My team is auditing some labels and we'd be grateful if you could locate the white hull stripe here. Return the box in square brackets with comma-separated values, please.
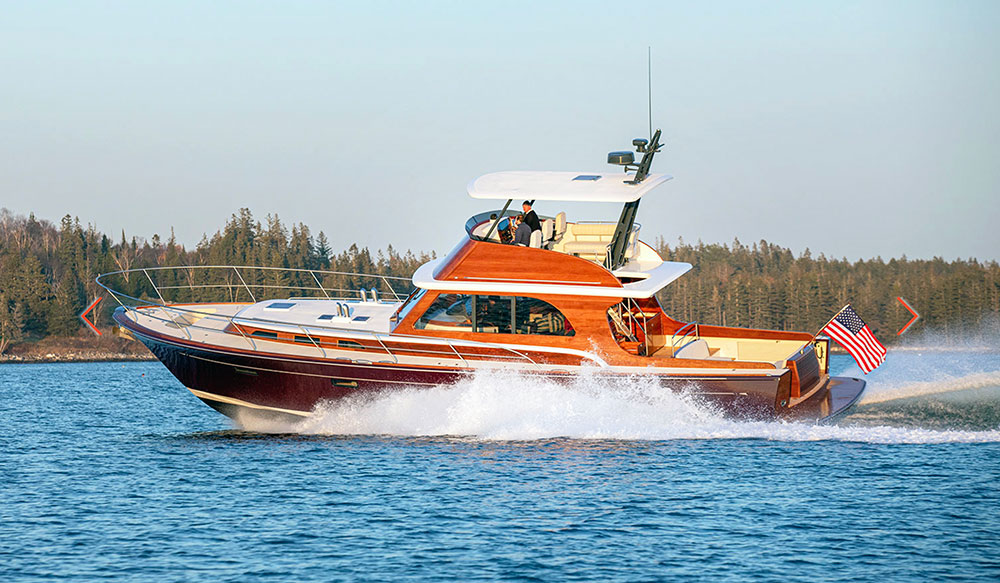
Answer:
[187, 388, 312, 417]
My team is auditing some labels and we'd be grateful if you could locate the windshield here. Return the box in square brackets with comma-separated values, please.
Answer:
[464, 209, 520, 241]
[390, 289, 426, 324]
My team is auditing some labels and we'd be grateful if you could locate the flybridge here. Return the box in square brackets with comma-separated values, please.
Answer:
[468, 129, 668, 271]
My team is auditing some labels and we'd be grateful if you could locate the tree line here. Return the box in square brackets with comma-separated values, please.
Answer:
[0, 208, 433, 353]
[1, 207, 998, 353]
[654, 237, 1000, 343]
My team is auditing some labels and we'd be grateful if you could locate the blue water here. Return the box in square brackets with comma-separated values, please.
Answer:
[2, 353, 999, 582]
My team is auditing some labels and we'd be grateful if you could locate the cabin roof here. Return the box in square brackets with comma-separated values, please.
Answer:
[412, 256, 692, 299]
[468, 171, 673, 203]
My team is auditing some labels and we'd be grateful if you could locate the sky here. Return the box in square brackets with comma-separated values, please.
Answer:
[1, 1, 998, 261]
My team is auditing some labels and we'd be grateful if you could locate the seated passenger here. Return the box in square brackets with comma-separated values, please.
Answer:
[514, 215, 532, 246]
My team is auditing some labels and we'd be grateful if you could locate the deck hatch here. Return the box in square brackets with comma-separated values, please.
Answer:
[266, 302, 296, 310]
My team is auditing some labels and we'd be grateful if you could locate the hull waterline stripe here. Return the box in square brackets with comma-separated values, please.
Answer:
[187, 388, 312, 417]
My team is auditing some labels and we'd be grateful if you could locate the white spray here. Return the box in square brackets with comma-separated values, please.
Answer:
[235, 364, 1000, 444]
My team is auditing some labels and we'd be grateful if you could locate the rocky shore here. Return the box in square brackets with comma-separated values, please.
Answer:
[0, 333, 155, 364]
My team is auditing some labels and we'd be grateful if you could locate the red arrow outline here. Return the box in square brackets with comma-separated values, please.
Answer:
[79, 296, 103, 336]
[896, 296, 920, 336]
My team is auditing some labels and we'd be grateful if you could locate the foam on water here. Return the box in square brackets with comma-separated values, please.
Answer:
[236, 367, 1000, 444]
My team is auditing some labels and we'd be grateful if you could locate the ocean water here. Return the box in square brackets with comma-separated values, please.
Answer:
[2, 352, 999, 582]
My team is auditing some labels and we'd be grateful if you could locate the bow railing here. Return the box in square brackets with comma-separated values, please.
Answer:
[96, 266, 608, 369]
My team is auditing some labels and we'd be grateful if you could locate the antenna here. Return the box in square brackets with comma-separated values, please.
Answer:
[647, 46, 652, 140]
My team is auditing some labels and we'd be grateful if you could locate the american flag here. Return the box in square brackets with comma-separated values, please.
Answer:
[821, 305, 886, 374]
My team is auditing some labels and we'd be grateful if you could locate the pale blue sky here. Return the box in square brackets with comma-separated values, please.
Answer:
[2, 1, 998, 260]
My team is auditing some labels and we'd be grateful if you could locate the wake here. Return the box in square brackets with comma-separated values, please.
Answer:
[858, 371, 1000, 405]
[236, 367, 1000, 444]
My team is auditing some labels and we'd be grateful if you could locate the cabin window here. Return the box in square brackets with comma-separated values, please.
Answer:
[250, 330, 279, 339]
[514, 297, 573, 336]
[414, 294, 474, 331]
[294, 335, 315, 344]
[475, 295, 513, 333]
[414, 294, 573, 336]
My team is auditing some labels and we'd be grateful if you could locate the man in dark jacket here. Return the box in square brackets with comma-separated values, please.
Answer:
[521, 200, 541, 233]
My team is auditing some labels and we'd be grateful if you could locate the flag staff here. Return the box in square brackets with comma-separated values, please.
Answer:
[811, 304, 850, 341]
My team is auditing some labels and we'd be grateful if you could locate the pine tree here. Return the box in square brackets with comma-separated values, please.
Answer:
[48, 274, 84, 336]
[0, 294, 26, 354]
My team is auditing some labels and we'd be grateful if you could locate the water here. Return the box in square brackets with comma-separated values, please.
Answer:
[2, 353, 999, 581]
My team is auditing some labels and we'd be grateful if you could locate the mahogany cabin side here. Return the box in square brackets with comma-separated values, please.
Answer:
[391, 237, 794, 370]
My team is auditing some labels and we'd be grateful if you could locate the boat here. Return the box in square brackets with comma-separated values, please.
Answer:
[101, 129, 866, 423]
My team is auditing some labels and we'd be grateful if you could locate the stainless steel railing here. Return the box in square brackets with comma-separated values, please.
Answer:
[670, 321, 700, 356]
[98, 264, 411, 304]
[96, 265, 608, 369]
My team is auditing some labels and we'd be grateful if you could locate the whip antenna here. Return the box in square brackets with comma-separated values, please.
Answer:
[647, 46, 652, 140]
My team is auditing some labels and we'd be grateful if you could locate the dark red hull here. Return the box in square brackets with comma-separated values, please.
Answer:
[117, 311, 864, 423]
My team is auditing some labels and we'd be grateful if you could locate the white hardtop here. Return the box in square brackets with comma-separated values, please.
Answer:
[468, 171, 672, 203]
[411, 257, 691, 299]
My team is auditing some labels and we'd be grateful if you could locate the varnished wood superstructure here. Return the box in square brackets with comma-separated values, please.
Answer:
[398, 237, 805, 372]
[433, 237, 624, 288]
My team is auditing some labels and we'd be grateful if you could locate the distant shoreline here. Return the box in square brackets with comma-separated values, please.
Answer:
[0, 333, 155, 364]
[0, 352, 156, 364]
